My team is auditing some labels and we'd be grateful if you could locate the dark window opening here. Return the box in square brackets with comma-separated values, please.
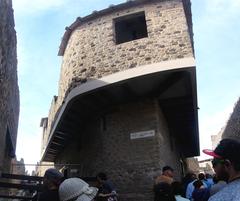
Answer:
[5, 128, 15, 158]
[180, 159, 185, 177]
[114, 12, 148, 44]
[101, 116, 107, 131]
[63, 168, 69, 178]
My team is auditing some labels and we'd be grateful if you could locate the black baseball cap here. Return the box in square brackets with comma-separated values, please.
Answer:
[162, 166, 174, 172]
[44, 168, 64, 182]
[203, 138, 240, 161]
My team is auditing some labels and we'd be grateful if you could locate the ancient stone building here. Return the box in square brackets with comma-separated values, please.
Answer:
[211, 126, 225, 149]
[0, 0, 19, 174]
[11, 158, 25, 176]
[41, 0, 199, 200]
[222, 98, 240, 140]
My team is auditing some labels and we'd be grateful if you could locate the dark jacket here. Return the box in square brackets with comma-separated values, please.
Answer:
[38, 189, 60, 201]
[192, 188, 210, 201]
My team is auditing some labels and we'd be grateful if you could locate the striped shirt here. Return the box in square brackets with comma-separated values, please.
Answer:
[209, 179, 240, 201]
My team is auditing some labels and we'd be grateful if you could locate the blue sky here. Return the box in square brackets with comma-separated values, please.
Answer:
[12, 0, 240, 172]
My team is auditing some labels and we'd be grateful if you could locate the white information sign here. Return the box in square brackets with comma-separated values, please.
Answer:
[130, 130, 155, 140]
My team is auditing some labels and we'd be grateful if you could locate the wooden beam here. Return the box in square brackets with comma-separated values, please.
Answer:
[1, 173, 43, 181]
[0, 182, 41, 190]
[51, 141, 64, 147]
[55, 131, 68, 136]
[48, 148, 59, 153]
[54, 135, 65, 140]
[0, 194, 34, 200]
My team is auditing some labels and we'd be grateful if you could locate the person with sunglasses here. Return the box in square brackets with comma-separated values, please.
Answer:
[203, 138, 240, 201]
[209, 158, 228, 196]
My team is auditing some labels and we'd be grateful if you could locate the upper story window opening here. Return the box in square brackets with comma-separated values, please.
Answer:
[114, 11, 148, 44]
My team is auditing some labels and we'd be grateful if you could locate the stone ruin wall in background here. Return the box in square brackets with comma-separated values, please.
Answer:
[223, 98, 240, 140]
[0, 0, 19, 173]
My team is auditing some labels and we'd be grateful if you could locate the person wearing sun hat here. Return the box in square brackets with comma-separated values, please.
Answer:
[59, 177, 98, 201]
[203, 138, 240, 201]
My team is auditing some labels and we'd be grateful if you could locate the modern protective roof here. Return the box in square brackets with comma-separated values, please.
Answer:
[41, 57, 199, 162]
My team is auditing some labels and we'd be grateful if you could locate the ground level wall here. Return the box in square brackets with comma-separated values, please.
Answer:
[56, 98, 184, 201]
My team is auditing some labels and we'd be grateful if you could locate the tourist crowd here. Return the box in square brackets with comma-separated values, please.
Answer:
[153, 138, 240, 201]
[35, 138, 240, 201]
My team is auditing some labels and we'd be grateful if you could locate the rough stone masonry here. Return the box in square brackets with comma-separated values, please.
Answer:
[0, 0, 19, 173]
[40, 1, 198, 201]
[45, 0, 194, 139]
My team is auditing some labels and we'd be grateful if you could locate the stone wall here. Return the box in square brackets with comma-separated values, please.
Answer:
[39, 2, 196, 200]
[56, 0, 193, 111]
[0, 0, 19, 173]
[12, 158, 25, 175]
[41, 0, 194, 150]
[185, 157, 199, 175]
[40, 96, 58, 156]
[211, 127, 224, 149]
[55, 99, 184, 201]
[222, 98, 240, 140]
[37, 1, 195, 164]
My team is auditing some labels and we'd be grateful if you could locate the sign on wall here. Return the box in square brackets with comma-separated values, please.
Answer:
[130, 130, 155, 140]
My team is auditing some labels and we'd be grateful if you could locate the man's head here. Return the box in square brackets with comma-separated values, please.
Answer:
[203, 138, 240, 182]
[162, 166, 174, 178]
[205, 173, 212, 179]
[189, 172, 197, 181]
[193, 180, 203, 189]
[198, 173, 205, 180]
[43, 168, 64, 190]
[211, 158, 229, 181]
[96, 172, 107, 184]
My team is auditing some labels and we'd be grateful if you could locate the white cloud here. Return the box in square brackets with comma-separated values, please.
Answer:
[17, 41, 29, 77]
[204, 0, 240, 25]
[208, 0, 240, 9]
[16, 129, 42, 173]
[198, 104, 234, 160]
[16, 105, 45, 173]
[12, 0, 125, 16]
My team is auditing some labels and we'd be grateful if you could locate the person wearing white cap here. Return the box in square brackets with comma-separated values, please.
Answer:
[59, 178, 98, 201]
